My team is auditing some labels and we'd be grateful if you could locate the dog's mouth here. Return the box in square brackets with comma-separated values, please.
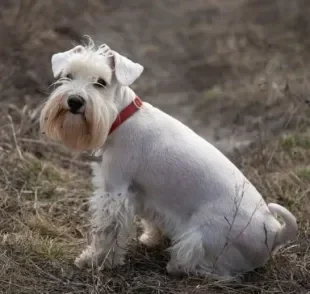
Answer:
[63, 110, 88, 126]
[69, 109, 85, 115]
[66, 110, 89, 127]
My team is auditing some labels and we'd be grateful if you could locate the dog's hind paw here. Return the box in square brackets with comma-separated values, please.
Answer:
[139, 233, 161, 248]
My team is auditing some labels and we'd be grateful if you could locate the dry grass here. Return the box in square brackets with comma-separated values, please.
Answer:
[0, 0, 310, 293]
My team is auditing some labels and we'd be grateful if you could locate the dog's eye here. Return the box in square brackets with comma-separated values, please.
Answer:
[95, 78, 107, 88]
[66, 74, 73, 79]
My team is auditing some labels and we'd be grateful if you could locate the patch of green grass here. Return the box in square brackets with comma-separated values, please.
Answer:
[294, 165, 310, 180]
[280, 133, 310, 150]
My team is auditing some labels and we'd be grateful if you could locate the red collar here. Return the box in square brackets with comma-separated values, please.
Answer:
[108, 96, 143, 135]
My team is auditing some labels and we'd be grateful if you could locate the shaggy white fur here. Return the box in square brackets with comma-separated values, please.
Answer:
[40, 39, 298, 279]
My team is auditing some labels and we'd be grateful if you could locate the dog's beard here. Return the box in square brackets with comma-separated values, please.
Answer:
[40, 87, 116, 151]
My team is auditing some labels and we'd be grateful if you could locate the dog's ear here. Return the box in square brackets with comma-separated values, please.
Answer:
[112, 51, 144, 86]
[51, 45, 85, 78]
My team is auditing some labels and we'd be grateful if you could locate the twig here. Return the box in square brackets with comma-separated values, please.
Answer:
[7, 115, 23, 160]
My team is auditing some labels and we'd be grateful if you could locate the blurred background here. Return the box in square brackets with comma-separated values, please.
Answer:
[0, 1, 309, 293]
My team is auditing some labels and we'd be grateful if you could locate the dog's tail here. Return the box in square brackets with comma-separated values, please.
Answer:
[268, 203, 298, 250]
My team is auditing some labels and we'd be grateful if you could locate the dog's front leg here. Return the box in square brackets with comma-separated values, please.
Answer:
[75, 190, 134, 270]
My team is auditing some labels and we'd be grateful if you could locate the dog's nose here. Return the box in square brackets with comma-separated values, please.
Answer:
[67, 95, 85, 113]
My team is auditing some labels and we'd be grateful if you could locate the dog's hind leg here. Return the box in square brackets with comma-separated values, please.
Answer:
[167, 229, 236, 279]
[139, 218, 162, 247]
[75, 191, 135, 269]
[167, 230, 206, 276]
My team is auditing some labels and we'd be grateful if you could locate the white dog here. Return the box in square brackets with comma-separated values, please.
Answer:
[40, 39, 297, 279]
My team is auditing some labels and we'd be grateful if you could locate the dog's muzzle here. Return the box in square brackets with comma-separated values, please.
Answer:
[67, 95, 85, 114]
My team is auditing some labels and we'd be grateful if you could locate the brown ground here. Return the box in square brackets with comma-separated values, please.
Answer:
[0, 0, 310, 293]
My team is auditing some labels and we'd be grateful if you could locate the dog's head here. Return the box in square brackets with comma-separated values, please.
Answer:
[40, 39, 143, 151]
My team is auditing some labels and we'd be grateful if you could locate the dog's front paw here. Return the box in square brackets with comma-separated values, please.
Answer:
[75, 246, 126, 269]
[74, 246, 94, 269]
